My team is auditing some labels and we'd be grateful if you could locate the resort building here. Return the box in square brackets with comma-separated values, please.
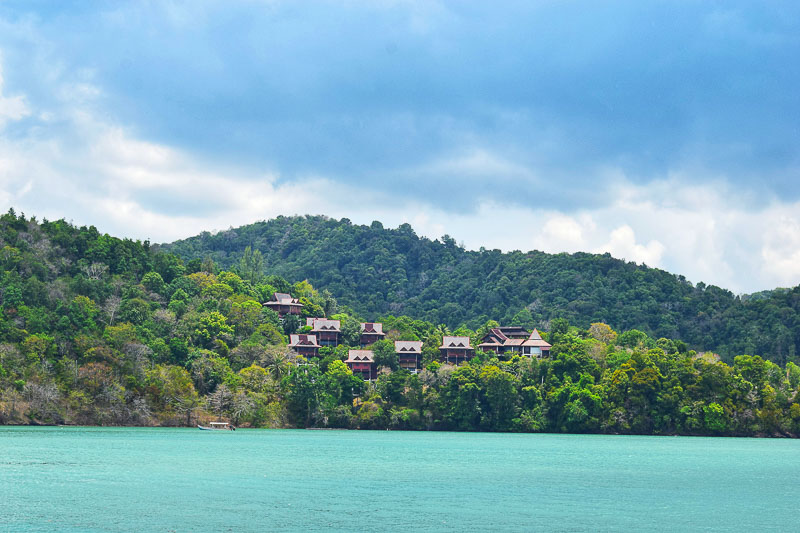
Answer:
[439, 336, 474, 365]
[395, 340, 423, 373]
[521, 329, 551, 357]
[360, 322, 385, 347]
[346, 349, 377, 380]
[478, 327, 552, 358]
[288, 334, 320, 358]
[306, 318, 341, 347]
[264, 292, 303, 317]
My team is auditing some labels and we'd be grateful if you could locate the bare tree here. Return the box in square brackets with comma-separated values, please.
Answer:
[102, 295, 122, 326]
[209, 384, 233, 416]
[81, 262, 109, 281]
[230, 392, 255, 425]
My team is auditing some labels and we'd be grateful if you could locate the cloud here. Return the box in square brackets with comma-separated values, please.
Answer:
[0, 59, 29, 127]
[595, 225, 664, 267]
[3, 1, 797, 206]
[761, 214, 800, 287]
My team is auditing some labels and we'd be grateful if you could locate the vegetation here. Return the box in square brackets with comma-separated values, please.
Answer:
[164, 215, 800, 365]
[1, 209, 800, 436]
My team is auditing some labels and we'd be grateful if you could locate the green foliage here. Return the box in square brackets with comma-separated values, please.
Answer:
[0, 210, 799, 435]
[371, 339, 398, 370]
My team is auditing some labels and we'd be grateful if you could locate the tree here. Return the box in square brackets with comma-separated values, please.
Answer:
[589, 323, 617, 344]
[372, 339, 398, 371]
[238, 246, 265, 284]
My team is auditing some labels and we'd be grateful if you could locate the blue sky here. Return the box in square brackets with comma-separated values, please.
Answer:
[0, 1, 798, 293]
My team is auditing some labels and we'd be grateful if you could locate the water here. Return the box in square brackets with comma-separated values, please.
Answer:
[1, 427, 797, 532]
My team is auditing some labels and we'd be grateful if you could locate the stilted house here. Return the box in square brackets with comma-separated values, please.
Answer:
[395, 340, 423, 373]
[479, 327, 552, 358]
[264, 292, 303, 317]
[288, 334, 320, 358]
[521, 329, 551, 357]
[478, 327, 528, 355]
[346, 349, 376, 380]
[306, 318, 341, 347]
[439, 336, 474, 365]
[360, 322, 385, 347]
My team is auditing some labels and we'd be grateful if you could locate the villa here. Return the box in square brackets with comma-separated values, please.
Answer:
[289, 334, 321, 358]
[264, 292, 303, 317]
[395, 340, 423, 373]
[439, 336, 474, 365]
[478, 327, 551, 357]
[306, 318, 341, 347]
[346, 349, 376, 380]
[360, 322, 385, 347]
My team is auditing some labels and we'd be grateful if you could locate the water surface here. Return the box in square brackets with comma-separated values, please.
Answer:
[1, 427, 797, 531]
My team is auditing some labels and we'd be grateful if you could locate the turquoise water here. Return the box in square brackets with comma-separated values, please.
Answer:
[1, 427, 798, 532]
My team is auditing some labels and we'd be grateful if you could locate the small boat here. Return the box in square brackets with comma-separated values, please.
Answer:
[197, 421, 235, 431]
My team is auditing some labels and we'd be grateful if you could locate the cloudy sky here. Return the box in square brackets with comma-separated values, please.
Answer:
[0, 1, 798, 293]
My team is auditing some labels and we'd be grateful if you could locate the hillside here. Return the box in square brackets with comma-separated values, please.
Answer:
[163, 215, 800, 363]
[2, 209, 800, 435]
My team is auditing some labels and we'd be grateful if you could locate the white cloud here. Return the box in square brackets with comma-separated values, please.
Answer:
[761, 214, 800, 287]
[594, 225, 665, 266]
[0, 60, 30, 127]
[537, 215, 588, 252]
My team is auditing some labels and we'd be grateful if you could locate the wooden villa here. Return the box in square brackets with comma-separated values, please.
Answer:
[478, 327, 528, 355]
[306, 318, 341, 347]
[439, 336, 474, 365]
[288, 334, 321, 358]
[346, 349, 377, 380]
[360, 322, 385, 347]
[264, 292, 303, 317]
[478, 327, 551, 358]
[395, 340, 423, 373]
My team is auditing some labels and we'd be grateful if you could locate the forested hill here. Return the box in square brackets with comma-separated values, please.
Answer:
[3, 209, 800, 434]
[162, 215, 800, 364]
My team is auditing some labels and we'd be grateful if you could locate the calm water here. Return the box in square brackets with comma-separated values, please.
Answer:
[1, 427, 797, 532]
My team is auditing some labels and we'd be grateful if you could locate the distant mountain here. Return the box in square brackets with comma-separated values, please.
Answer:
[162, 215, 800, 363]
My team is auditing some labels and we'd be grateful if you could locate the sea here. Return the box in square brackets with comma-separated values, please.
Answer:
[1, 427, 797, 532]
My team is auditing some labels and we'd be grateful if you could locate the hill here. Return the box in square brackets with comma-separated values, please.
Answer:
[2, 208, 800, 435]
[163, 215, 800, 363]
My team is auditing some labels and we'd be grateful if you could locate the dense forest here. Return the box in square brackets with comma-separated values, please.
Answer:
[164, 215, 800, 364]
[2, 209, 800, 436]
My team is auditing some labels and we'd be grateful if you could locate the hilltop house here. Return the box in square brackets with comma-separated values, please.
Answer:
[478, 327, 551, 357]
[439, 336, 474, 365]
[395, 340, 423, 373]
[264, 292, 303, 317]
[478, 327, 527, 354]
[306, 318, 341, 347]
[360, 322, 385, 347]
[478, 327, 529, 355]
[346, 349, 376, 380]
[288, 334, 320, 358]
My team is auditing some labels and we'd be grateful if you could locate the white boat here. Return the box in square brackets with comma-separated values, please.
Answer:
[197, 422, 235, 431]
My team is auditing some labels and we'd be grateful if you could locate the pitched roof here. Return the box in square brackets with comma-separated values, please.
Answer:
[361, 322, 384, 335]
[395, 340, 422, 354]
[268, 292, 301, 305]
[522, 329, 552, 348]
[440, 336, 473, 349]
[346, 349, 375, 363]
[306, 318, 341, 332]
[289, 334, 320, 347]
[497, 326, 531, 339]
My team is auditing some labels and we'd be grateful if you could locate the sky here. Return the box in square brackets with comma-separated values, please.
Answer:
[0, 1, 798, 294]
